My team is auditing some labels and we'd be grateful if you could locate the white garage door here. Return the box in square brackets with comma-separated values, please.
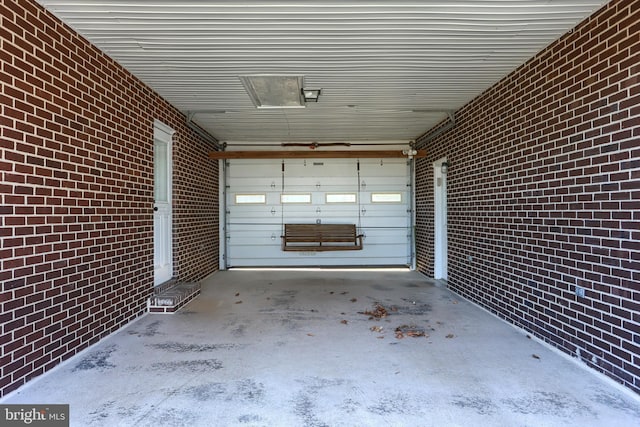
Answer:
[223, 157, 412, 267]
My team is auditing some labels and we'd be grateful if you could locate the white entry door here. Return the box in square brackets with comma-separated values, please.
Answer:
[153, 120, 174, 286]
[433, 158, 448, 280]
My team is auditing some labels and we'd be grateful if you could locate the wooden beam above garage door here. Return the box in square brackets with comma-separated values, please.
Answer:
[208, 149, 426, 159]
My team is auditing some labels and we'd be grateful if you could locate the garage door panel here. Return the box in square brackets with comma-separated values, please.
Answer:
[283, 217, 361, 224]
[227, 235, 281, 247]
[360, 159, 408, 173]
[228, 160, 281, 178]
[363, 204, 407, 212]
[226, 224, 281, 251]
[228, 177, 281, 188]
[360, 215, 408, 223]
[281, 208, 360, 219]
[225, 241, 411, 268]
[227, 214, 282, 225]
[229, 256, 407, 268]
[361, 177, 408, 186]
[228, 212, 281, 221]
[227, 248, 410, 267]
[285, 159, 356, 173]
[283, 182, 358, 193]
[227, 223, 281, 232]
[361, 248, 409, 260]
[361, 230, 409, 243]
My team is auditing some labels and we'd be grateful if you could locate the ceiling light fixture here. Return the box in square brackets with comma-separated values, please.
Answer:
[301, 88, 322, 102]
[441, 162, 450, 174]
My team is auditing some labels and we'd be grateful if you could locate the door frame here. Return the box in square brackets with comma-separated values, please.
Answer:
[221, 156, 415, 268]
[433, 158, 448, 280]
[153, 120, 175, 286]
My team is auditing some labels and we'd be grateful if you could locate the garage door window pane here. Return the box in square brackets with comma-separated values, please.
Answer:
[281, 194, 311, 204]
[326, 193, 357, 203]
[235, 194, 266, 204]
[371, 193, 402, 203]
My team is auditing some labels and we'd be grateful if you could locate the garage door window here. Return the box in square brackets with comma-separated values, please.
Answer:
[235, 194, 266, 204]
[281, 194, 311, 204]
[326, 193, 357, 203]
[371, 193, 402, 203]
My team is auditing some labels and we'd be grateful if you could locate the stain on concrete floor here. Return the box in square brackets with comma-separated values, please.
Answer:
[72, 345, 117, 372]
[501, 391, 594, 417]
[148, 342, 243, 352]
[149, 358, 223, 373]
[139, 407, 199, 427]
[128, 319, 163, 337]
[367, 392, 419, 416]
[451, 395, 498, 415]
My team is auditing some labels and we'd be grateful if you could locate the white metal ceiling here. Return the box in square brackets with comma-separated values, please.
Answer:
[35, 1, 608, 144]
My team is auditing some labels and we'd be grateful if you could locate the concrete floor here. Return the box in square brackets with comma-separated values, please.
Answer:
[3, 269, 640, 427]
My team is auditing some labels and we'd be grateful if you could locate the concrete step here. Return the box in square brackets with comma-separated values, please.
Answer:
[148, 281, 201, 313]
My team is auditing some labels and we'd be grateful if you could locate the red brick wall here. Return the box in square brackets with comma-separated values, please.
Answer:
[416, 0, 639, 393]
[0, 0, 218, 396]
[173, 131, 219, 282]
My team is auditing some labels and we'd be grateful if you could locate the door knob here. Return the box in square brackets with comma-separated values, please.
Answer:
[154, 207, 158, 211]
